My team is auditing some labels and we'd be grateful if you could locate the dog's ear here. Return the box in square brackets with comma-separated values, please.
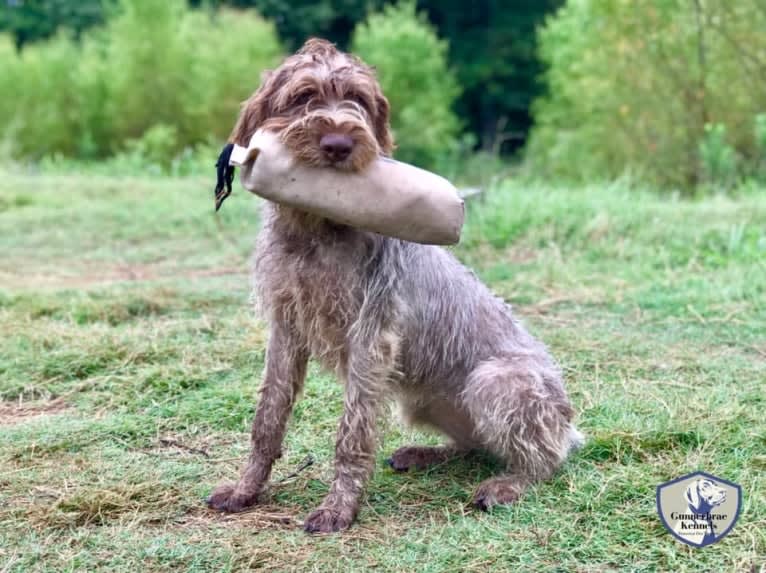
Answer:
[229, 70, 278, 146]
[373, 91, 395, 156]
[685, 481, 701, 510]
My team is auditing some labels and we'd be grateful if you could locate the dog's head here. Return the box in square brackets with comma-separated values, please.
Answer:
[230, 38, 393, 172]
[685, 479, 727, 514]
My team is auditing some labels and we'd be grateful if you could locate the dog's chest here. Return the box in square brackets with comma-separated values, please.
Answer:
[256, 233, 366, 367]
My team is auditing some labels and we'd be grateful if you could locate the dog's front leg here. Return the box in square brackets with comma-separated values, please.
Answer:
[303, 343, 392, 533]
[207, 319, 308, 512]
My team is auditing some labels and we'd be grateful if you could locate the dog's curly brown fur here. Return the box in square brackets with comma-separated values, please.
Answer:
[206, 38, 583, 533]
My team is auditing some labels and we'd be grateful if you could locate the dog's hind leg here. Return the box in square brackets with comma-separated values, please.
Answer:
[460, 357, 583, 510]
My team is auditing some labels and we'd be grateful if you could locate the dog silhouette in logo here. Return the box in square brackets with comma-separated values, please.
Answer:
[673, 478, 727, 545]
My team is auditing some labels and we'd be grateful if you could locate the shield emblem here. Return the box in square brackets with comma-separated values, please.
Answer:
[656, 471, 742, 548]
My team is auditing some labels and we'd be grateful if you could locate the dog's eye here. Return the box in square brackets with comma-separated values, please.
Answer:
[347, 92, 369, 109]
[292, 91, 314, 107]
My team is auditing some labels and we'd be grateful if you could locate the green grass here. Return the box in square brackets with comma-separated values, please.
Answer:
[1, 171, 764, 572]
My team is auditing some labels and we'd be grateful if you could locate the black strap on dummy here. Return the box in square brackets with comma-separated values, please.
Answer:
[214, 143, 235, 211]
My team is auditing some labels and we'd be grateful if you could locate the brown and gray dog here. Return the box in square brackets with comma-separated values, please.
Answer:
[206, 38, 583, 533]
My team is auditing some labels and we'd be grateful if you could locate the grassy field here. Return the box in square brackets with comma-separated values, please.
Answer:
[0, 171, 764, 572]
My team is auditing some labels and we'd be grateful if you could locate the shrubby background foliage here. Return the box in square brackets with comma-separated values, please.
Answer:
[2, 0, 558, 159]
[2, 0, 766, 190]
[0, 0, 282, 160]
[0, 0, 460, 172]
[233, 0, 559, 154]
[351, 1, 460, 168]
[0, 0, 105, 47]
[527, 0, 766, 190]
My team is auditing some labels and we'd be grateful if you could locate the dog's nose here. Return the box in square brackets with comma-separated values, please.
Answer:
[320, 133, 353, 162]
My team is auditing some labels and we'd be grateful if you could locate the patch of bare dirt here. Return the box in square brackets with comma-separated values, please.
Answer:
[0, 263, 247, 289]
[0, 399, 71, 426]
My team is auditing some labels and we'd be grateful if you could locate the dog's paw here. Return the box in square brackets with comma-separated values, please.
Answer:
[206, 481, 259, 513]
[303, 506, 355, 534]
[472, 477, 526, 511]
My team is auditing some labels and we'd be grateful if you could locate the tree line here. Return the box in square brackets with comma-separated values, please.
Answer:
[1, 0, 559, 157]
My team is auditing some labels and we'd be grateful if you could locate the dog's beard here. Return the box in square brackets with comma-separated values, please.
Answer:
[279, 106, 380, 172]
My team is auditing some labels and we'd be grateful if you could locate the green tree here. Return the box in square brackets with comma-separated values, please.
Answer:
[0, 0, 283, 158]
[0, 0, 106, 48]
[3, 1, 562, 155]
[200, 0, 561, 153]
[526, 0, 766, 189]
[351, 1, 460, 168]
[418, 0, 562, 153]
[217, 0, 385, 49]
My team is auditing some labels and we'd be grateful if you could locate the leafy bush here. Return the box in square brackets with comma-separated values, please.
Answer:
[526, 0, 766, 190]
[351, 1, 460, 168]
[122, 124, 180, 170]
[0, 0, 283, 161]
[699, 123, 738, 190]
[755, 114, 766, 181]
[0, 32, 83, 158]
